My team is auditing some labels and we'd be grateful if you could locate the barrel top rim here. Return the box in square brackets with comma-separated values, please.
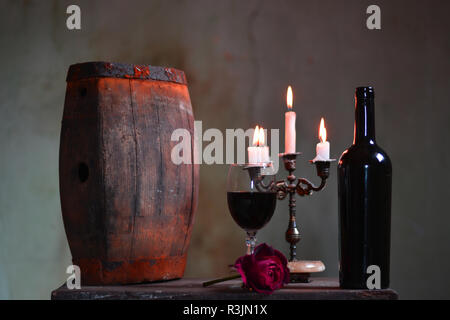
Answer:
[66, 61, 187, 85]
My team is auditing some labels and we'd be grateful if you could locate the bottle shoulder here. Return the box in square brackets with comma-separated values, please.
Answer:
[338, 142, 392, 170]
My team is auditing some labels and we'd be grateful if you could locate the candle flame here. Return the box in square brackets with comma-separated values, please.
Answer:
[259, 127, 265, 146]
[287, 86, 293, 110]
[252, 125, 260, 146]
[252, 125, 265, 146]
[319, 117, 327, 142]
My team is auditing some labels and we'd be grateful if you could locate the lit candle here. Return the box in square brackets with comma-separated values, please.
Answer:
[248, 126, 270, 164]
[285, 86, 296, 154]
[315, 118, 330, 160]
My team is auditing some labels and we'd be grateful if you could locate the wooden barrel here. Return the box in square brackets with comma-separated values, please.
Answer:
[59, 62, 199, 285]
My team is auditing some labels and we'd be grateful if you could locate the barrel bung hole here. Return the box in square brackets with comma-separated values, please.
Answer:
[79, 87, 87, 97]
[78, 163, 89, 183]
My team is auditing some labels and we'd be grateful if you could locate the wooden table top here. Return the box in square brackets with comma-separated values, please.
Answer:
[51, 277, 398, 300]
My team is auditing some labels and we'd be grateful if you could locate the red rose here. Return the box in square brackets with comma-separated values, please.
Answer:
[234, 243, 290, 294]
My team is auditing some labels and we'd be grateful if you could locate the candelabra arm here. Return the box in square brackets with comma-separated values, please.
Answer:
[296, 177, 327, 196]
[259, 177, 275, 190]
[245, 166, 277, 193]
[254, 175, 276, 193]
[265, 180, 289, 199]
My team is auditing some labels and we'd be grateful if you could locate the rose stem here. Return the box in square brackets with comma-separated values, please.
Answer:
[202, 274, 241, 287]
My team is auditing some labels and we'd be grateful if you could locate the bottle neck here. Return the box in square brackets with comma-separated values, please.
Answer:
[353, 96, 376, 144]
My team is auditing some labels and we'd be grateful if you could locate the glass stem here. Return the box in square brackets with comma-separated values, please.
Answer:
[246, 231, 257, 255]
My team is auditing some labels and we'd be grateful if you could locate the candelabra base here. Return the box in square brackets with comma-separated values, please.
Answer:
[287, 260, 325, 283]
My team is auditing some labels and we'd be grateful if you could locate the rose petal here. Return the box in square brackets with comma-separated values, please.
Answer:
[273, 248, 288, 266]
[234, 256, 248, 286]
[248, 259, 283, 294]
[253, 243, 275, 258]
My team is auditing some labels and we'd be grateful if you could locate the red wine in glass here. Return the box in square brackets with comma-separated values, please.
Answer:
[227, 191, 277, 231]
[227, 163, 277, 254]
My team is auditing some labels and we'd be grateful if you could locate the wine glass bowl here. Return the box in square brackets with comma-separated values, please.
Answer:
[226, 163, 277, 254]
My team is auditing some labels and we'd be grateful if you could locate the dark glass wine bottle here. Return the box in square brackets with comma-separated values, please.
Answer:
[338, 87, 392, 289]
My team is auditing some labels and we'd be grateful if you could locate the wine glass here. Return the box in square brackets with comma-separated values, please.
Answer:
[226, 163, 277, 255]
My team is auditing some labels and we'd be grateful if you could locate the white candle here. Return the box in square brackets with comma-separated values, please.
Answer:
[248, 146, 260, 163]
[315, 118, 330, 160]
[247, 126, 270, 164]
[260, 147, 270, 163]
[285, 86, 296, 154]
[316, 141, 330, 160]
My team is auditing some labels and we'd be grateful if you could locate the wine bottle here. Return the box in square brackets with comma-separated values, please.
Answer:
[338, 86, 392, 289]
